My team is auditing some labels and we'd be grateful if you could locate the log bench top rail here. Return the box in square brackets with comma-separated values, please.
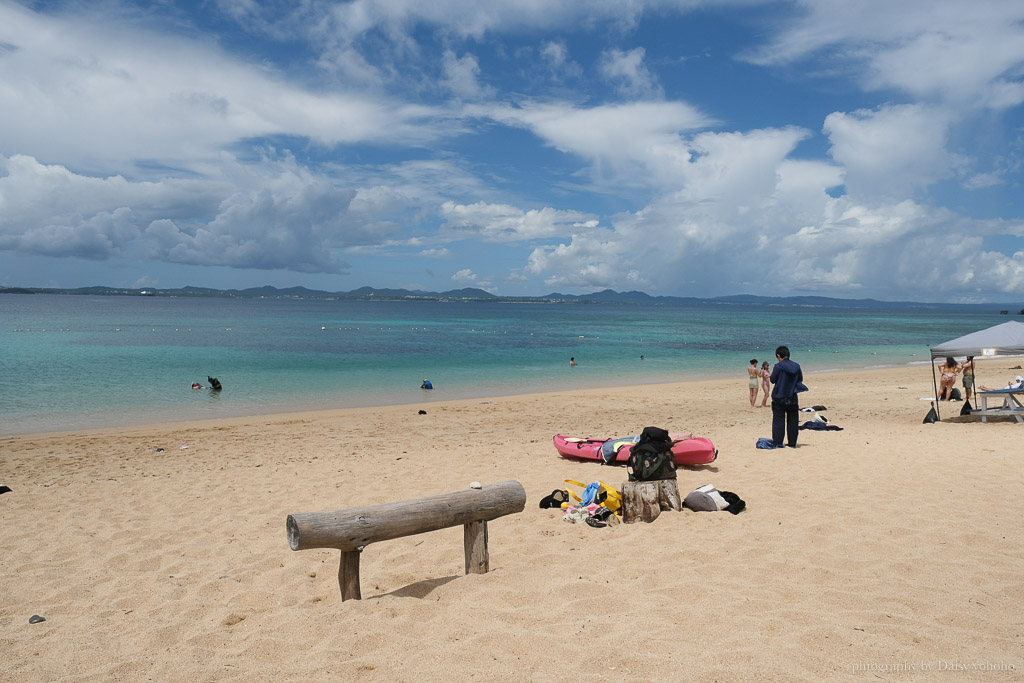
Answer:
[287, 480, 526, 551]
[286, 480, 526, 601]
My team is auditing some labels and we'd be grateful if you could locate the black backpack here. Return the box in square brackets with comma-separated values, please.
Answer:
[626, 427, 677, 482]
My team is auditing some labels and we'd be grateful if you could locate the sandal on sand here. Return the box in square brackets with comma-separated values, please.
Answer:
[586, 506, 621, 528]
[539, 489, 569, 508]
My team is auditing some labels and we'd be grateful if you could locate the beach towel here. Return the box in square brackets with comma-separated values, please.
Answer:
[799, 421, 843, 431]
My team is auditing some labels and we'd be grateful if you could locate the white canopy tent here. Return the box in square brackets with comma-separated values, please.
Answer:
[930, 320, 1024, 358]
[929, 320, 1024, 419]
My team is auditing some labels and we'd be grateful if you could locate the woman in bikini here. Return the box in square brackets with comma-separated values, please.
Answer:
[759, 361, 771, 407]
[937, 356, 959, 400]
[747, 359, 760, 407]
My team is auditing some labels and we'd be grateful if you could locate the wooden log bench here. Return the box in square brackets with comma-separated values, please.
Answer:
[286, 480, 526, 601]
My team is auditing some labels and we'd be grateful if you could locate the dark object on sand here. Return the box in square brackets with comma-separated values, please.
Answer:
[208, 376, 222, 391]
[923, 402, 938, 424]
[418, 410, 427, 415]
[0, 485, 11, 495]
[29, 615, 46, 624]
[538, 489, 569, 509]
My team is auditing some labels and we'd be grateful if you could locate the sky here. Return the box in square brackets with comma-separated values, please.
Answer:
[1, 0, 1024, 302]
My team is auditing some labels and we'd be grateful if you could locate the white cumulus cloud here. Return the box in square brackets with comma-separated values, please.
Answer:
[439, 201, 598, 242]
[599, 47, 663, 99]
[823, 104, 964, 199]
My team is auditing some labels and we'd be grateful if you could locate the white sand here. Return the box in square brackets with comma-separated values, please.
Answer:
[2, 363, 1022, 681]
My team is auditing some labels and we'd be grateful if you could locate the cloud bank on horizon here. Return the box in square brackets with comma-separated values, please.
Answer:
[1, 0, 1023, 302]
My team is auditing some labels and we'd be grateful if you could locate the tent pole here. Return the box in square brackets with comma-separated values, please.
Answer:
[930, 351, 941, 420]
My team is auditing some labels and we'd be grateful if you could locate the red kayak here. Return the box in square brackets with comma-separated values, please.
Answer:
[553, 434, 718, 466]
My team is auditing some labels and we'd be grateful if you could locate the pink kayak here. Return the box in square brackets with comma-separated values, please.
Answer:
[553, 434, 718, 466]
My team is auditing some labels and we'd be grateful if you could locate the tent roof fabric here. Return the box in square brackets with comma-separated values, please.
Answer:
[930, 320, 1024, 358]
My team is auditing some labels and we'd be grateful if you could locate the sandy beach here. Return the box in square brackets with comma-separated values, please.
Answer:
[2, 362, 1022, 681]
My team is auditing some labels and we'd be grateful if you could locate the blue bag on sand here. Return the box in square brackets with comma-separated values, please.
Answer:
[755, 437, 780, 449]
[580, 482, 601, 506]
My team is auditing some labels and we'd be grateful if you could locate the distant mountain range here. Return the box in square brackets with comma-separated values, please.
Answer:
[1, 284, 1022, 312]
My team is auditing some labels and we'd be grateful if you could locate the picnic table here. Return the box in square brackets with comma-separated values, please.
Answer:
[976, 389, 1024, 423]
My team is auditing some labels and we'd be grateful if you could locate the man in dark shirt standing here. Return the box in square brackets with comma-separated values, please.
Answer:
[770, 345, 804, 448]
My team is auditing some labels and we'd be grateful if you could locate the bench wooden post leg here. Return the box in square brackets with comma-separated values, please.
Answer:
[463, 520, 489, 574]
[339, 550, 362, 601]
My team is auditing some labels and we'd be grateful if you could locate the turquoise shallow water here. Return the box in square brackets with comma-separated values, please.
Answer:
[0, 294, 1012, 435]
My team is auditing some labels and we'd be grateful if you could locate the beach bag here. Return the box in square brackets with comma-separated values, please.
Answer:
[600, 436, 640, 464]
[949, 388, 961, 401]
[626, 427, 677, 482]
[684, 484, 728, 511]
[684, 485, 747, 515]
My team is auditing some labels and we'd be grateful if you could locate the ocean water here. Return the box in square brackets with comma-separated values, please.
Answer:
[0, 293, 1010, 436]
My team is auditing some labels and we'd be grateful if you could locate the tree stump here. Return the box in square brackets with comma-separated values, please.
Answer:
[621, 479, 682, 523]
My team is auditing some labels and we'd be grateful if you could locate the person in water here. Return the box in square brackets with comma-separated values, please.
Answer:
[191, 382, 207, 390]
[569, 357, 576, 367]
[421, 379, 433, 389]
